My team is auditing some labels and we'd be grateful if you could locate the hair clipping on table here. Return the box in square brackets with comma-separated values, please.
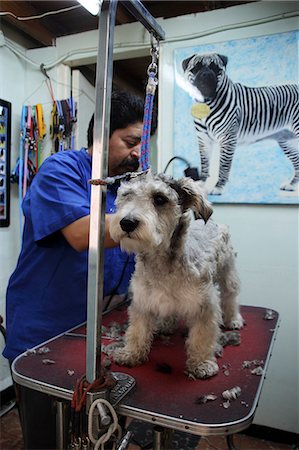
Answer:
[88, 169, 149, 186]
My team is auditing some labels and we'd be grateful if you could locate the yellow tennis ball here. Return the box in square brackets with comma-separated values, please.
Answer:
[191, 103, 211, 119]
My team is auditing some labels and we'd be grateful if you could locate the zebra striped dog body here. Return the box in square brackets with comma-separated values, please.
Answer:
[182, 53, 299, 195]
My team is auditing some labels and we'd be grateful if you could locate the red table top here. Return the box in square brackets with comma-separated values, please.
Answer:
[13, 305, 279, 435]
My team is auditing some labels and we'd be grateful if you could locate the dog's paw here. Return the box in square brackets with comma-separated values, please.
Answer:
[187, 360, 219, 379]
[225, 313, 244, 330]
[214, 342, 224, 357]
[209, 186, 224, 196]
[280, 181, 296, 191]
[113, 347, 147, 367]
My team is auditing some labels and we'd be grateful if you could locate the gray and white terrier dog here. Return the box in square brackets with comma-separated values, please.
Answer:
[109, 172, 243, 379]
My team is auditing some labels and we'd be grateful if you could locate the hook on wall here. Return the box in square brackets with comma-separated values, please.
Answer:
[40, 63, 50, 79]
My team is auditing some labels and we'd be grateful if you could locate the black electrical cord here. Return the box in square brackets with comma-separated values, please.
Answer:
[102, 295, 131, 317]
[163, 156, 202, 181]
[163, 156, 191, 174]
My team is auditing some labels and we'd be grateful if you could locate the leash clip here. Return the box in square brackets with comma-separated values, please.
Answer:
[88, 169, 149, 186]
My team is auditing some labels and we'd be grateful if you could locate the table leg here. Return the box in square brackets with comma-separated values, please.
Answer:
[55, 399, 69, 450]
[153, 426, 174, 450]
[227, 434, 237, 450]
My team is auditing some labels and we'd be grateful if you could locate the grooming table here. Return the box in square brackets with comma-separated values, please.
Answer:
[12, 305, 279, 447]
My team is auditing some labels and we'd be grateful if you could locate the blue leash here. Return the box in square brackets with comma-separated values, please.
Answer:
[140, 43, 159, 172]
[140, 72, 157, 171]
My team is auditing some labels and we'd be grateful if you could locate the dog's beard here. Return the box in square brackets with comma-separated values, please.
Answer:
[119, 226, 164, 254]
[119, 236, 144, 254]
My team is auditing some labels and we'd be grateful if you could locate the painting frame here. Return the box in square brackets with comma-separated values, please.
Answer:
[0, 99, 11, 227]
[173, 30, 299, 205]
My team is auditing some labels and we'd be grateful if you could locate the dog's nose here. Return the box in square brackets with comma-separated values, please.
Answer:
[120, 217, 140, 233]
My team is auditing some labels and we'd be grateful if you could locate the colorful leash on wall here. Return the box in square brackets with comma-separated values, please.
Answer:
[11, 104, 46, 236]
[89, 37, 159, 187]
[50, 97, 77, 153]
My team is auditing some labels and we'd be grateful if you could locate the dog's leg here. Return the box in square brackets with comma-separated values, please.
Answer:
[219, 254, 244, 330]
[196, 136, 211, 183]
[185, 297, 221, 379]
[277, 137, 299, 191]
[113, 306, 154, 367]
[211, 136, 237, 195]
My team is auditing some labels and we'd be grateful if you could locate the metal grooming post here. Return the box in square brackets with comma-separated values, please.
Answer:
[86, 0, 165, 383]
[122, 0, 166, 41]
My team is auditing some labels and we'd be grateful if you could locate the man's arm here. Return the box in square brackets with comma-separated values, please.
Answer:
[61, 214, 117, 252]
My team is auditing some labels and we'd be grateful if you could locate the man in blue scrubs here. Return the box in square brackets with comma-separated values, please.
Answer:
[3, 90, 156, 363]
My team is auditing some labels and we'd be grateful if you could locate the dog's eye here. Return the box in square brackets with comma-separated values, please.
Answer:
[210, 62, 220, 73]
[120, 191, 132, 198]
[153, 194, 168, 206]
[192, 62, 203, 74]
[118, 192, 132, 202]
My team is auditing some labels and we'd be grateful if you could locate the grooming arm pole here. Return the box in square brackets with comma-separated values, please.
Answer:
[122, 0, 165, 41]
[86, 0, 165, 384]
[86, 0, 117, 383]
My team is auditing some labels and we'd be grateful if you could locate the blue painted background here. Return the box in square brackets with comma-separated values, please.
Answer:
[173, 31, 299, 204]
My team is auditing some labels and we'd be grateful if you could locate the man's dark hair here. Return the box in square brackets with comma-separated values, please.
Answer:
[87, 90, 157, 147]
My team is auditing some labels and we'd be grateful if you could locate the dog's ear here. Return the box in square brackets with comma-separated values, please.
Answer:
[218, 54, 228, 67]
[182, 55, 195, 72]
[171, 178, 213, 223]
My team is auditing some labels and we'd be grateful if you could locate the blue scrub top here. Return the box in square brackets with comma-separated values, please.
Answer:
[3, 149, 135, 361]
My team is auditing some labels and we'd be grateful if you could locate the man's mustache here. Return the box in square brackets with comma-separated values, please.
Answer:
[118, 157, 139, 171]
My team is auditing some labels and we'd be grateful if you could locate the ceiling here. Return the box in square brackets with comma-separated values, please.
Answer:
[0, 1, 253, 94]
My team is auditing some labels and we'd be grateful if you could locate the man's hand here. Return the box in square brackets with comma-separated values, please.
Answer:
[61, 215, 118, 252]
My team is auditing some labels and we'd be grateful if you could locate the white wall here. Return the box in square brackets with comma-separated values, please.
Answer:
[72, 70, 95, 150]
[0, 0, 298, 434]
[213, 205, 299, 433]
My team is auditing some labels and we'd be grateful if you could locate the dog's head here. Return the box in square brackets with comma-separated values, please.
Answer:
[182, 53, 228, 101]
[109, 173, 213, 254]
